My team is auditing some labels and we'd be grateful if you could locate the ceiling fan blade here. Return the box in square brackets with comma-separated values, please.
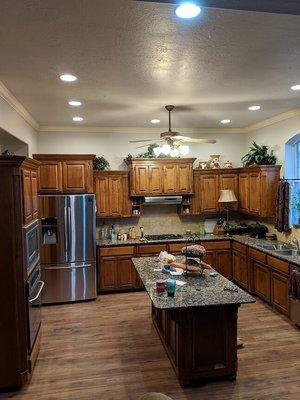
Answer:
[135, 143, 161, 149]
[129, 139, 155, 143]
[181, 138, 217, 144]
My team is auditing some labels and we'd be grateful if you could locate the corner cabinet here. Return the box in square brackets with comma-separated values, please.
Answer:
[94, 171, 132, 218]
[33, 154, 94, 194]
[125, 158, 195, 196]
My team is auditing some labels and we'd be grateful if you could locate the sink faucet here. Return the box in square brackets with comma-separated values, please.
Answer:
[288, 236, 300, 249]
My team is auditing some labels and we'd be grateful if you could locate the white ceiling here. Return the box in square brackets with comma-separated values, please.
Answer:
[0, 0, 300, 130]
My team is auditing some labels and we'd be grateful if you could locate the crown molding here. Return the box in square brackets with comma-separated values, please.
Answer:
[244, 108, 300, 133]
[38, 125, 243, 134]
[0, 80, 39, 131]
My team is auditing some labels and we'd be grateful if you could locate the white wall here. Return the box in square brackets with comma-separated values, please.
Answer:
[245, 115, 300, 176]
[37, 130, 246, 169]
[0, 96, 38, 155]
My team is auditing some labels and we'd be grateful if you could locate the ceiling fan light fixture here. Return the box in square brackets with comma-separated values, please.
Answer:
[162, 144, 171, 155]
[179, 144, 189, 155]
[175, 2, 201, 19]
[170, 148, 179, 157]
[154, 146, 162, 157]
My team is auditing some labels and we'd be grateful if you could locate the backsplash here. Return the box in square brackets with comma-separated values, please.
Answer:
[96, 205, 216, 238]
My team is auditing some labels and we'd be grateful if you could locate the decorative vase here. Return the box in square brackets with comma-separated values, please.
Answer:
[198, 161, 208, 169]
[209, 154, 221, 169]
[224, 160, 233, 169]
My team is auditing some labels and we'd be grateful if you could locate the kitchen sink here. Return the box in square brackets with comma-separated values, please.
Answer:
[258, 243, 290, 251]
[272, 249, 300, 256]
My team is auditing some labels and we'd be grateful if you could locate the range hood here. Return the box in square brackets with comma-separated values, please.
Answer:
[144, 196, 182, 205]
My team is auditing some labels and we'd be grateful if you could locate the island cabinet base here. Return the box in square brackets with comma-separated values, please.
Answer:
[152, 304, 238, 386]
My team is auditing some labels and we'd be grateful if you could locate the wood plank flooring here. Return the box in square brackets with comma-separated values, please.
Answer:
[1, 293, 299, 400]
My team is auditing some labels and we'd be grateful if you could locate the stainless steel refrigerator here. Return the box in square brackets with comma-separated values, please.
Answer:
[39, 194, 96, 304]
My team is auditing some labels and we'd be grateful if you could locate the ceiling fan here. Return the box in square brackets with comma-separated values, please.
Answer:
[129, 105, 216, 157]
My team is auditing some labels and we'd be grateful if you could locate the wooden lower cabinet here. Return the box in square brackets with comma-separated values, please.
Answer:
[232, 250, 249, 290]
[251, 260, 271, 303]
[216, 250, 232, 279]
[98, 247, 141, 292]
[271, 271, 289, 316]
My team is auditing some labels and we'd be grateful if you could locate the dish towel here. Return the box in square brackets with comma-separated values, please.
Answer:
[289, 270, 300, 301]
[275, 181, 291, 233]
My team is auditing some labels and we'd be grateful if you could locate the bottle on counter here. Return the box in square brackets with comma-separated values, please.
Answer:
[140, 226, 145, 241]
[131, 227, 137, 240]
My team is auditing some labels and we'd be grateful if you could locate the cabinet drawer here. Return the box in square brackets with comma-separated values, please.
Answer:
[138, 244, 167, 255]
[232, 241, 247, 254]
[98, 246, 135, 257]
[168, 242, 185, 253]
[201, 241, 231, 250]
[267, 255, 289, 275]
[249, 248, 266, 263]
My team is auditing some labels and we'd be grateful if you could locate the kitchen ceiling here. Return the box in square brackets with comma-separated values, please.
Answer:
[0, 0, 299, 130]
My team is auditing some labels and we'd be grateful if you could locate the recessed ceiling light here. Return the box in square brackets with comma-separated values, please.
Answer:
[69, 100, 82, 106]
[175, 2, 201, 19]
[220, 119, 231, 124]
[291, 84, 300, 91]
[73, 116, 83, 122]
[248, 105, 261, 111]
[60, 74, 77, 82]
[150, 119, 160, 124]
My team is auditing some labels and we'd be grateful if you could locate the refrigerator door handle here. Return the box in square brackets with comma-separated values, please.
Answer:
[64, 206, 69, 257]
[68, 205, 72, 258]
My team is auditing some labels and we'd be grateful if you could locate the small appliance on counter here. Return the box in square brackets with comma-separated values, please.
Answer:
[248, 222, 269, 239]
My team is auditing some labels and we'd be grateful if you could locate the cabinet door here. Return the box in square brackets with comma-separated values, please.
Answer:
[98, 257, 118, 291]
[134, 166, 149, 195]
[108, 176, 123, 216]
[31, 170, 39, 220]
[117, 257, 137, 289]
[232, 250, 240, 283]
[252, 261, 270, 302]
[191, 173, 201, 215]
[163, 165, 177, 193]
[62, 161, 90, 193]
[149, 165, 163, 194]
[121, 174, 132, 217]
[239, 253, 249, 289]
[271, 272, 289, 315]
[38, 161, 63, 194]
[22, 169, 33, 225]
[216, 250, 232, 278]
[249, 172, 261, 215]
[203, 250, 216, 270]
[219, 173, 238, 211]
[176, 164, 192, 193]
[238, 173, 249, 213]
[94, 176, 110, 217]
[199, 174, 219, 213]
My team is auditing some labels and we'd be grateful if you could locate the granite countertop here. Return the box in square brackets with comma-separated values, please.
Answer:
[132, 256, 255, 310]
[97, 234, 300, 267]
[96, 234, 229, 247]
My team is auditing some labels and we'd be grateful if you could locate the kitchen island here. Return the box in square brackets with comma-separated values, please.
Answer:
[132, 256, 255, 386]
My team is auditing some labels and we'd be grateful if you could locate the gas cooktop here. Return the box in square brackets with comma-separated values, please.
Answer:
[145, 234, 184, 241]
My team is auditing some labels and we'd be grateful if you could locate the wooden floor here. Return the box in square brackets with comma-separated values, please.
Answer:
[1, 293, 300, 400]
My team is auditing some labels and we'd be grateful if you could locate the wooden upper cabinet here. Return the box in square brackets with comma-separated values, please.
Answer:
[163, 164, 177, 194]
[176, 163, 192, 193]
[30, 170, 39, 220]
[94, 175, 110, 217]
[94, 171, 132, 218]
[22, 169, 33, 225]
[33, 154, 94, 194]
[126, 158, 196, 196]
[219, 173, 238, 211]
[238, 173, 249, 213]
[149, 165, 163, 194]
[199, 173, 219, 213]
[38, 161, 62, 194]
[248, 171, 261, 215]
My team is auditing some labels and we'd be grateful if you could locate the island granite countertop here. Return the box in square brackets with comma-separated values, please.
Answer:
[132, 256, 255, 310]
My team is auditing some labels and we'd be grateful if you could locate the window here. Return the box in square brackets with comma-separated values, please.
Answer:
[285, 134, 300, 226]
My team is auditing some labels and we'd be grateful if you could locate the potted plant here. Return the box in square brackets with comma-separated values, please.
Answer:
[93, 156, 110, 171]
[241, 142, 277, 166]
